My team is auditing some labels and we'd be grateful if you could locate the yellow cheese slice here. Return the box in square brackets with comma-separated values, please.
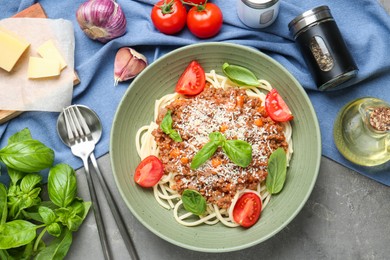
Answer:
[37, 40, 67, 71]
[0, 26, 30, 72]
[28, 56, 61, 79]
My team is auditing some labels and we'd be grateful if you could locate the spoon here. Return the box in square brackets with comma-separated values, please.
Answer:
[57, 105, 139, 260]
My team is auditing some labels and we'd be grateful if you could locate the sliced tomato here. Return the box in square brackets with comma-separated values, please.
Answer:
[232, 192, 262, 228]
[134, 155, 164, 188]
[175, 61, 205, 96]
[265, 89, 294, 122]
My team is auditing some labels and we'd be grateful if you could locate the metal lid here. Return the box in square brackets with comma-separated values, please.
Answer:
[288, 6, 333, 36]
[241, 0, 279, 9]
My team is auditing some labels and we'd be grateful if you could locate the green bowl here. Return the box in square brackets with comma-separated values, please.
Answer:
[110, 42, 321, 252]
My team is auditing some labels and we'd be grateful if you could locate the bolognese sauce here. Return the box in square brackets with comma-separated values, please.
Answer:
[152, 85, 288, 209]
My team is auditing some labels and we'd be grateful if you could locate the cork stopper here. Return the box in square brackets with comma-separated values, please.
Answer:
[369, 107, 390, 131]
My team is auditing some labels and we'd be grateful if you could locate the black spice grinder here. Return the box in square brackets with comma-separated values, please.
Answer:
[288, 6, 358, 91]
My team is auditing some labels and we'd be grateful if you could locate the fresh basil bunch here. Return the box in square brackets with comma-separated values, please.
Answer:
[0, 128, 91, 259]
[190, 132, 252, 169]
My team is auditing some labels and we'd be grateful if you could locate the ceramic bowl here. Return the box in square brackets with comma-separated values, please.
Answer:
[110, 42, 321, 252]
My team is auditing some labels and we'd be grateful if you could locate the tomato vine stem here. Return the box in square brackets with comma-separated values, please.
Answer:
[159, 0, 175, 14]
[181, 0, 209, 11]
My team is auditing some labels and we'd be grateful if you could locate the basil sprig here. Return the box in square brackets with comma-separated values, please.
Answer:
[190, 132, 252, 169]
[181, 189, 207, 216]
[266, 147, 287, 194]
[222, 62, 259, 87]
[160, 110, 182, 142]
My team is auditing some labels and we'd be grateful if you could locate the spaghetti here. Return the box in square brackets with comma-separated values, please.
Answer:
[136, 70, 293, 227]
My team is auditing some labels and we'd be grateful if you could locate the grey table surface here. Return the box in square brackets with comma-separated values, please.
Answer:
[67, 2, 390, 259]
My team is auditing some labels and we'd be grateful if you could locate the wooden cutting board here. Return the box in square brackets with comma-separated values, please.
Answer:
[0, 3, 80, 124]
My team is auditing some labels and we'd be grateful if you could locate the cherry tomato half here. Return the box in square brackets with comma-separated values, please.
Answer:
[134, 155, 164, 188]
[175, 61, 206, 96]
[151, 0, 187, 35]
[187, 3, 223, 39]
[265, 89, 294, 122]
[232, 192, 262, 228]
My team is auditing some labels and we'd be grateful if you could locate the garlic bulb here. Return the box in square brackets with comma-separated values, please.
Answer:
[114, 47, 148, 86]
[76, 0, 127, 43]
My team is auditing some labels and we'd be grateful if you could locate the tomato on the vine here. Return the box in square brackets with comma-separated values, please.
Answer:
[175, 60, 206, 96]
[134, 155, 164, 188]
[151, 0, 187, 35]
[265, 89, 294, 122]
[232, 192, 262, 228]
[187, 3, 223, 39]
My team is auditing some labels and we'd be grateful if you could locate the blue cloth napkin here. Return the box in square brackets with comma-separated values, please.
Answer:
[1, 0, 389, 185]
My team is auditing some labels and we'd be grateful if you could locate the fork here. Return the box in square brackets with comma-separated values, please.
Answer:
[64, 106, 139, 260]
[64, 106, 112, 260]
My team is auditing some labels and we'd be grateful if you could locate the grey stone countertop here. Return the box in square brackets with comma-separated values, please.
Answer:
[67, 1, 390, 259]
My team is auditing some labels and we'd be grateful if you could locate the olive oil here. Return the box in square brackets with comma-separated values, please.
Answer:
[333, 97, 390, 166]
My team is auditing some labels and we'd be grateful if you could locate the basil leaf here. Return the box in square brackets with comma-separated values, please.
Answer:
[38, 206, 56, 225]
[7, 168, 25, 186]
[209, 132, 225, 145]
[21, 210, 44, 223]
[0, 220, 38, 249]
[48, 164, 77, 208]
[70, 198, 91, 221]
[160, 111, 182, 142]
[190, 141, 219, 170]
[22, 201, 58, 223]
[54, 208, 70, 224]
[40, 201, 59, 210]
[7, 195, 21, 220]
[222, 140, 252, 167]
[8, 128, 32, 145]
[161, 110, 173, 133]
[4, 240, 35, 260]
[181, 189, 207, 216]
[20, 173, 42, 194]
[222, 62, 259, 87]
[20, 188, 41, 209]
[54, 198, 91, 232]
[0, 140, 54, 173]
[47, 223, 62, 237]
[67, 215, 83, 232]
[168, 130, 182, 142]
[35, 228, 72, 260]
[266, 148, 287, 194]
[55, 207, 83, 232]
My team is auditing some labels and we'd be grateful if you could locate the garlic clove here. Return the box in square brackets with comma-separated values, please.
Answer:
[114, 47, 148, 86]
